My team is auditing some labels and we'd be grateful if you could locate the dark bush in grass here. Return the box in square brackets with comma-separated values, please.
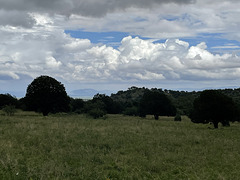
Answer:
[2, 105, 16, 116]
[174, 114, 182, 121]
[123, 106, 139, 116]
[70, 98, 85, 114]
[88, 108, 106, 119]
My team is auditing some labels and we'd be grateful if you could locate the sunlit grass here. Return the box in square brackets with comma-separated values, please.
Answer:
[0, 112, 239, 179]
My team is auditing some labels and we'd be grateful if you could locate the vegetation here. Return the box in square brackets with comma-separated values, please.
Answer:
[24, 75, 70, 116]
[2, 105, 16, 116]
[1, 75, 240, 124]
[189, 90, 239, 128]
[0, 94, 18, 108]
[174, 114, 182, 121]
[0, 112, 240, 179]
[139, 89, 176, 120]
[1, 76, 240, 178]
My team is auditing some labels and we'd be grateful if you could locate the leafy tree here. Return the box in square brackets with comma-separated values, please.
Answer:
[189, 90, 239, 128]
[110, 87, 146, 114]
[139, 90, 176, 120]
[0, 94, 18, 108]
[93, 94, 121, 114]
[83, 100, 106, 119]
[70, 98, 85, 114]
[25, 75, 70, 116]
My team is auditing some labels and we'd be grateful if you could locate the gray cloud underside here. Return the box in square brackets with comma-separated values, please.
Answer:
[0, 0, 195, 17]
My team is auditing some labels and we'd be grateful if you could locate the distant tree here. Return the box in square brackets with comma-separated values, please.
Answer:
[70, 98, 85, 114]
[83, 100, 106, 119]
[0, 94, 18, 108]
[25, 75, 70, 116]
[189, 90, 239, 128]
[139, 90, 176, 120]
[93, 94, 121, 114]
[110, 87, 146, 114]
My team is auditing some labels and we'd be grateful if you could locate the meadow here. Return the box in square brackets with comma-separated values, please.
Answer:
[0, 111, 239, 179]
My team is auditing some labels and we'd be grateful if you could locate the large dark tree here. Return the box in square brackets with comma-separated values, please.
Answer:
[189, 90, 239, 128]
[139, 90, 176, 120]
[25, 75, 70, 116]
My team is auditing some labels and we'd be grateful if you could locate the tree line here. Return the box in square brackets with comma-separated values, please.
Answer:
[1, 75, 240, 128]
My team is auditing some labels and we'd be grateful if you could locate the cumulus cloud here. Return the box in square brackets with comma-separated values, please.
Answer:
[1, 16, 240, 86]
[1, 0, 240, 93]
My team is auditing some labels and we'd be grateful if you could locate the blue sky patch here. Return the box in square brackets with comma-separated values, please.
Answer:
[65, 30, 151, 48]
[182, 33, 240, 54]
[65, 30, 130, 48]
[65, 30, 240, 54]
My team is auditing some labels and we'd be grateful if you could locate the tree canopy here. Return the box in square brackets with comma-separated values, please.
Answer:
[0, 94, 18, 108]
[139, 90, 176, 120]
[189, 90, 239, 128]
[25, 75, 70, 116]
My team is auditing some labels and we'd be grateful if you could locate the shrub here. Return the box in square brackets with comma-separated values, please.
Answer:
[123, 106, 139, 116]
[88, 108, 106, 119]
[2, 105, 16, 116]
[174, 114, 182, 121]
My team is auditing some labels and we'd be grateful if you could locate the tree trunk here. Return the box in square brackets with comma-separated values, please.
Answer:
[213, 121, 218, 128]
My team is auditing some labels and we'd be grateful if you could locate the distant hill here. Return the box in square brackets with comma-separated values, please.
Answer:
[70, 89, 113, 99]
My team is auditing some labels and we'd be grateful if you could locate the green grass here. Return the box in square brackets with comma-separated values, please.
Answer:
[0, 111, 239, 179]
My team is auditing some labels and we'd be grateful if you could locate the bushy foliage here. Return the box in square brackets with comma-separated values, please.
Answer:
[88, 108, 106, 119]
[70, 98, 85, 114]
[25, 75, 70, 116]
[189, 90, 239, 128]
[139, 90, 176, 120]
[174, 114, 182, 121]
[2, 105, 16, 116]
[84, 100, 107, 118]
[93, 94, 121, 114]
[123, 106, 139, 116]
[111, 86, 146, 114]
[0, 94, 18, 108]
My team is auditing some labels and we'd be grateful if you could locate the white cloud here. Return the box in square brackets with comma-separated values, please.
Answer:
[46, 56, 62, 68]
[1, 0, 240, 94]
[1, 17, 240, 84]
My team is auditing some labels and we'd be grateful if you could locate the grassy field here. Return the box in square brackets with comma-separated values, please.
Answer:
[0, 111, 239, 179]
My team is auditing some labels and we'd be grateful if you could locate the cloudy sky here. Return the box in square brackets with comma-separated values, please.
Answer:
[1, 0, 240, 97]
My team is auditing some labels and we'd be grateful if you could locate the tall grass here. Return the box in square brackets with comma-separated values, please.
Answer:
[0, 111, 239, 179]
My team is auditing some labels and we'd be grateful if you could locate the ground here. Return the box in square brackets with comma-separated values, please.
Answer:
[0, 111, 239, 179]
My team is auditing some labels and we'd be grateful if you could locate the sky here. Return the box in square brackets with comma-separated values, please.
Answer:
[1, 0, 240, 97]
